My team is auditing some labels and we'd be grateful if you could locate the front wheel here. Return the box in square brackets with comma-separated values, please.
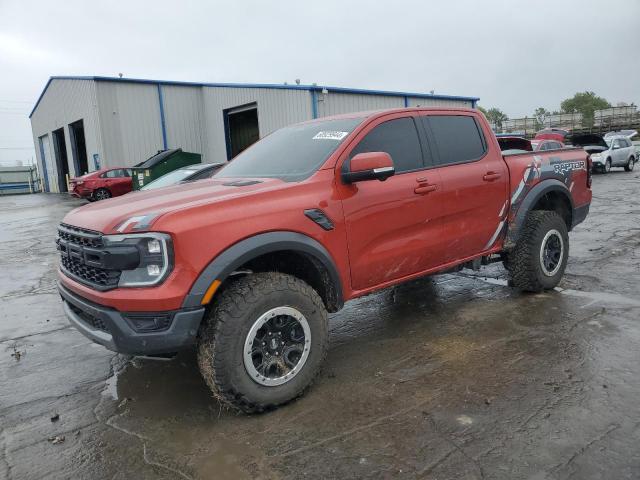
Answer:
[604, 159, 612, 173]
[197, 272, 328, 413]
[93, 188, 111, 201]
[506, 211, 569, 292]
[625, 157, 635, 172]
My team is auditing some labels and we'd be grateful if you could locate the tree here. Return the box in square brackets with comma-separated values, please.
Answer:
[476, 105, 488, 116]
[534, 107, 550, 129]
[560, 92, 611, 128]
[485, 107, 508, 130]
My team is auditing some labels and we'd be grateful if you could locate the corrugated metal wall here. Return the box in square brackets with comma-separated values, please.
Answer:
[406, 96, 473, 108]
[96, 82, 164, 167]
[202, 87, 312, 163]
[161, 85, 206, 157]
[30, 79, 102, 192]
[317, 92, 403, 117]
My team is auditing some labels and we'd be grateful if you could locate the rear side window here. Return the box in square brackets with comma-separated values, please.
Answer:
[423, 115, 486, 166]
[349, 117, 423, 173]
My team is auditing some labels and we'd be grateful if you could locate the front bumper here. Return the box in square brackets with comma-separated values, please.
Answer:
[58, 282, 205, 355]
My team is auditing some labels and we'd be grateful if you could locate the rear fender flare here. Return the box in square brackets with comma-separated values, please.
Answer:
[504, 180, 574, 249]
[182, 232, 343, 310]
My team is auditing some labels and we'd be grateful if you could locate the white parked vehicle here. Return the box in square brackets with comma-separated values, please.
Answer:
[571, 134, 636, 173]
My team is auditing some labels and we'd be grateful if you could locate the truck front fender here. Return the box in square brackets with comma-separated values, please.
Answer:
[182, 231, 344, 311]
[504, 179, 575, 249]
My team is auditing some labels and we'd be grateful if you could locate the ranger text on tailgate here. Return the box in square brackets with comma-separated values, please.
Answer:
[56, 108, 592, 412]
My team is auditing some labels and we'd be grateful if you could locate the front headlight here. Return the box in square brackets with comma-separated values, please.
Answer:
[103, 232, 173, 287]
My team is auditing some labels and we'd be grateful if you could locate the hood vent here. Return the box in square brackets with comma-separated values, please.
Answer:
[222, 180, 262, 187]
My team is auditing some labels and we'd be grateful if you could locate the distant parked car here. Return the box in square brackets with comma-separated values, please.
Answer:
[140, 163, 224, 190]
[69, 168, 133, 201]
[530, 139, 564, 151]
[570, 134, 636, 173]
[535, 128, 569, 144]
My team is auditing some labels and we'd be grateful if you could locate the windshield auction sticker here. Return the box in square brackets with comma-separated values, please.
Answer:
[313, 131, 349, 140]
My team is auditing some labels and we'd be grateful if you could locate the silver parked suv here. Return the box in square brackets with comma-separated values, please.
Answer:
[590, 136, 636, 173]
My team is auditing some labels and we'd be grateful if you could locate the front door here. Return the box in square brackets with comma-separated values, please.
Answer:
[419, 113, 509, 261]
[338, 115, 445, 291]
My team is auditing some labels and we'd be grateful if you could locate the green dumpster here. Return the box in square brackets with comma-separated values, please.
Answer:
[131, 149, 201, 190]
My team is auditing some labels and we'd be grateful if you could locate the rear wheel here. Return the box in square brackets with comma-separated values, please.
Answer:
[507, 211, 569, 292]
[625, 157, 635, 172]
[197, 272, 328, 413]
[93, 188, 111, 201]
[604, 159, 612, 173]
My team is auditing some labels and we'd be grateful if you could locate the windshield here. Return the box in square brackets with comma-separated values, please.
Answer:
[141, 168, 199, 190]
[215, 118, 363, 181]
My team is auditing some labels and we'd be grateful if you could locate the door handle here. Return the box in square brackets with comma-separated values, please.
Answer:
[414, 184, 438, 194]
[483, 172, 501, 181]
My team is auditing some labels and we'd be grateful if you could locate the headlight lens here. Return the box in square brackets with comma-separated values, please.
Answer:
[103, 232, 173, 287]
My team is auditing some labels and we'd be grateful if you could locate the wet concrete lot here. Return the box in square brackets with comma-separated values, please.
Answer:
[1, 171, 640, 479]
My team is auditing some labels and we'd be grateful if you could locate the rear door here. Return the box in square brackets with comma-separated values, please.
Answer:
[611, 139, 622, 165]
[338, 114, 445, 291]
[419, 113, 509, 261]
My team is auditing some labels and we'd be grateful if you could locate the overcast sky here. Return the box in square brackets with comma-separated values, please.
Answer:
[1, 0, 638, 165]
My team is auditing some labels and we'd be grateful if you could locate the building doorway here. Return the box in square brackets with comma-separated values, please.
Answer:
[69, 119, 89, 175]
[224, 103, 259, 160]
[52, 128, 69, 192]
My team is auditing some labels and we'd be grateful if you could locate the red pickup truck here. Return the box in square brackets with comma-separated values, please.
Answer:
[56, 108, 591, 412]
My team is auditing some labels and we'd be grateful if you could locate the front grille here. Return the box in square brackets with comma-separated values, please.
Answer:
[58, 224, 103, 248]
[60, 255, 121, 288]
[67, 302, 109, 332]
[58, 224, 121, 289]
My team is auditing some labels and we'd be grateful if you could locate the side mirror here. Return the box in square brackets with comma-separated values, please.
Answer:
[342, 152, 395, 184]
[612, 145, 620, 150]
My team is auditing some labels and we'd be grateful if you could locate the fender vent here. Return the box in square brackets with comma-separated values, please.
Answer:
[304, 209, 334, 231]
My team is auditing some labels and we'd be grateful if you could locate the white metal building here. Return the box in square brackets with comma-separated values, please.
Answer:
[29, 76, 479, 193]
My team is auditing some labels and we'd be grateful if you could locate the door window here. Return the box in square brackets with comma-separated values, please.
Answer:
[423, 115, 486, 166]
[349, 117, 424, 173]
[103, 169, 124, 178]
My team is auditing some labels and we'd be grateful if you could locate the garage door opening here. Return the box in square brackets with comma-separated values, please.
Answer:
[69, 119, 89, 175]
[224, 103, 259, 160]
[52, 128, 69, 192]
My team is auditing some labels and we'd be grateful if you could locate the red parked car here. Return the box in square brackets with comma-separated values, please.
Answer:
[57, 107, 591, 412]
[69, 168, 133, 201]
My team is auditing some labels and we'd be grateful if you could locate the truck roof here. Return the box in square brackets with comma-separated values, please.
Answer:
[302, 106, 478, 123]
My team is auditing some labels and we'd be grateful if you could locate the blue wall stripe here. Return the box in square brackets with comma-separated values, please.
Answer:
[157, 84, 168, 150]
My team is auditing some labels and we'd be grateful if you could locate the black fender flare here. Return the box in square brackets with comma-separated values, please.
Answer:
[182, 231, 344, 310]
[504, 180, 575, 249]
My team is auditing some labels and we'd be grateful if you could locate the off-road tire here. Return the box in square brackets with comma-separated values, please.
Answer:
[507, 211, 569, 292]
[93, 188, 111, 201]
[197, 272, 328, 413]
[625, 157, 635, 172]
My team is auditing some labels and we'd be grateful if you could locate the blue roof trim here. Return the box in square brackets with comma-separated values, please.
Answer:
[30, 75, 480, 118]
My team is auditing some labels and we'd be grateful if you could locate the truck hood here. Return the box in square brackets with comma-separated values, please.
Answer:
[62, 177, 282, 233]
